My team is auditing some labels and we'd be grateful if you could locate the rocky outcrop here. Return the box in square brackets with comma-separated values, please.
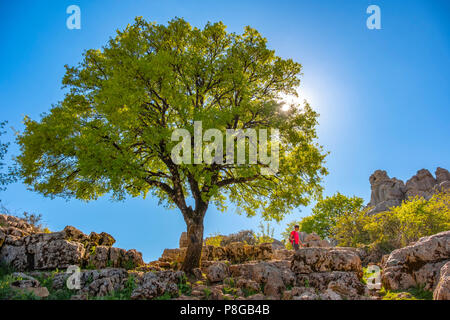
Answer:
[52, 268, 129, 298]
[206, 262, 230, 283]
[229, 260, 294, 298]
[433, 262, 450, 300]
[158, 242, 273, 266]
[218, 230, 257, 246]
[130, 270, 184, 300]
[0, 214, 144, 271]
[290, 247, 368, 299]
[367, 167, 450, 215]
[291, 247, 362, 274]
[298, 232, 331, 247]
[381, 231, 450, 291]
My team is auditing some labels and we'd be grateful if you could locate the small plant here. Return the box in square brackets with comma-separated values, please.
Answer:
[153, 292, 173, 300]
[123, 259, 136, 271]
[242, 287, 258, 297]
[204, 233, 224, 247]
[203, 287, 212, 300]
[253, 222, 275, 245]
[178, 274, 192, 296]
[304, 278, 310, 288]
[222, 286, 237, 295]
[379, 284, 432, 300]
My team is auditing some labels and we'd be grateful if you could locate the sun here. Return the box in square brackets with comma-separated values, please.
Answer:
[279, 87, 311, 112]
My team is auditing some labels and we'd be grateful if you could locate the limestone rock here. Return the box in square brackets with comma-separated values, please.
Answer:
[130, 270, 184, 300]
[206, 262, 229, 283]
[405, 169, 437, 200]
[433, 262, 450, 300]
[382, 231, 450, 291]
[88, 245, 110, 269]
[367, 170, 405, 215]
[367, 167, 450, 215]
[89, 231, 116, 247]
[291, 247, 362, 274]
[29, 239, 85, 270]
[295, 271, 367, 297]
[0, 244, 29, 271]
[52, 268, 128, 297]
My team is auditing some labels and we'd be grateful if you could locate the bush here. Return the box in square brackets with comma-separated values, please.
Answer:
[253, 222, 275, 245]
[282, 193, 364, 243]
[332, 191, 450, 252]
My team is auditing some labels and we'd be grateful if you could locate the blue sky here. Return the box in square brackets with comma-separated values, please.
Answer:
[0, 0, 449, 261]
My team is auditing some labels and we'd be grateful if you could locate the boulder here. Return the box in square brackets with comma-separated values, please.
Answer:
[273, 249, 294, 261]
[229, 261, 292, 298]
[123, 249, 144, 269]
[89, 231, 116, 247]
[29, 239, 85, 270]
[0, 244, 29, 271]
[88, 246, 110, 269]
[52, 268, 128, 297]
[130, 270, 184, 300]
[295, 271, 367, 297]
[433, 262, 450, 300]
[405, 169, 437, 200]
[382, 231, 450, 291]
[206, 262, 229, 283]
[219, 230, 257, 246]
[291, 247, 362, 274]
[108, 247, 127, 268]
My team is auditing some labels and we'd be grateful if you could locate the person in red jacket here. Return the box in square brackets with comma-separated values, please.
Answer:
[289, 225, 303, 251]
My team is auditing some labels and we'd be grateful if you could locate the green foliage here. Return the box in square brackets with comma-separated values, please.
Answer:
[241, 287, 259, 297]
[178, 274, 192, 296]
[282, 192, 364, 242]
[16, 17, 327, 223]
[203, 287, 212, 299]
[253, 222, 275, 244]
[204, 233, 224, 247]
[332, 208, 372, 247]
[0, 266, 42, 300]
[308, 192, 364, 239]
[34, 270, 77, 300]
[333, 192, 450, 251]
[153, 292, 173, 300]
[379, 285, 432, 300]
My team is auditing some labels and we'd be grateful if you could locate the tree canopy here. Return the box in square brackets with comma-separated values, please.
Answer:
[16, 17, 327, 271]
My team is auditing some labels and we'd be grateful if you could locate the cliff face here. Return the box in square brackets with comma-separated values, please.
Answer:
[367, 167, 450, 215]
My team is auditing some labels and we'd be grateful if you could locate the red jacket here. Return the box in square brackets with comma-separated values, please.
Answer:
[290, 230, 300, 245]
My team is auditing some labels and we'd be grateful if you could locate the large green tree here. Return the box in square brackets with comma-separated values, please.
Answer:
[16, 18, 327, 272]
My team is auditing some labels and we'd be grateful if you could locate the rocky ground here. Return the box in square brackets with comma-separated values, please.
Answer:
[1, 167, 449, 300]
[1, 212, 449, 300]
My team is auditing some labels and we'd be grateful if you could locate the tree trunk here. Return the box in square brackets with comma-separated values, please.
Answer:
[181, 218, 204, 274]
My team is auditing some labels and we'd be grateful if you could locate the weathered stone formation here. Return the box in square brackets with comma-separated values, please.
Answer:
[203, 229, 285, 249]
[290, 247, 368, 300]
[0, 214, 144, 272]
[298, 232, 331, 248]
[433, 262, 450, 300]
[367, 167, 450, 215]
[173, 246, 373, 300]
[381, 231, 450, 296]
[157, 242, 273, 268]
